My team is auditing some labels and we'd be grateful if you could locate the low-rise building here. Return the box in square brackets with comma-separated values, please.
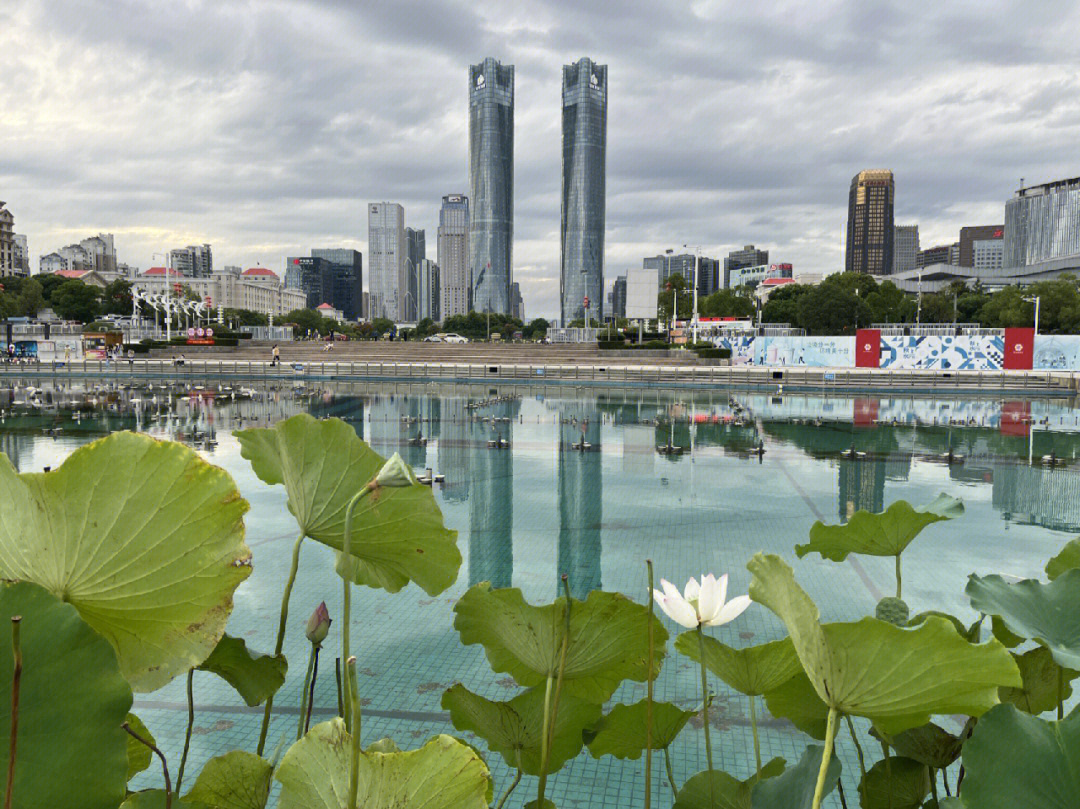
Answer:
[133, 266, 305, 316]
[0, 203, 16, 277]
[316, 302, 344, 321]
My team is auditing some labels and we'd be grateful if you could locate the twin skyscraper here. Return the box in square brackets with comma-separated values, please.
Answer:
[468, 56, 608, 323]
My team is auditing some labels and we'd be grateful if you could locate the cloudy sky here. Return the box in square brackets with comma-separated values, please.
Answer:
[3, 0, 1080, 318]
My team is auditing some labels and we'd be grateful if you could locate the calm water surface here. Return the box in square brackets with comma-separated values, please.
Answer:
[2, 377, 1077, 807]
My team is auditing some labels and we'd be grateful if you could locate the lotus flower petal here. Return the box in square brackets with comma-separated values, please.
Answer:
[697, 574, 722, 624]
[684, 576, 701, 603]
[707, 594, 752, 627]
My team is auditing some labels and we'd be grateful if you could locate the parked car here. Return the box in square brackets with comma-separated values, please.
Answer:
[423, 334, 443, 342]
[443, 333, 468, 344]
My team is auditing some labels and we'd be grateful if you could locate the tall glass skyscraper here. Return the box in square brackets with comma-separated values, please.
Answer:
[405, 228, 425, 322]
[845, 170, 895, 275]
[438, 194, 470, 319]
[368, 202, 405, 321]
[1005, 177, 1080, 266]
[469, 57, 514, 314]
[560, 58, 607, 324]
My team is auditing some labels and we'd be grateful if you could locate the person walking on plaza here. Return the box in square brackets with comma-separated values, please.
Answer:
[271, 344, 281, 366]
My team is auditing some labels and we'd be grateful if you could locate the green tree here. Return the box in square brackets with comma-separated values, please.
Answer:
[658, 273, 693, 321]
[37, 272, 69, 303]
[101, 280, 133, 315]
[977, 286, 1033, 328]
[223, 308, 269, 327]
[761, 284, 810, 325]
[796, 278, 870, 334]
[699, 288, 755, 319]
[525, 317, 549, 339]
[865, 280, 915, 324]
[50, 279, 101, 322]
[283, 308, 324, 336]
[15, 278, 44, 318]
[370, 317, 395, 337]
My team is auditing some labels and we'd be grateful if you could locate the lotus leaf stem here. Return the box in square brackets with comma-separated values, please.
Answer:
[537, 575, 573, 807]
[844, 714, 867, 782]
[123, 721, 171, 809]
[1058, 665, 1065, 720]
[663, 747, 677, 794]
[895, 554, 902, 600]
[335, 657, 344, 717]
[696, 624, 714, 773]
[836, 779, 848, 809]
[257, 532, 306, 755]
[297, 644, 317, 740]
[347, 656, 362, 809]
[881, 740, 893, 809]
[175, 670, 194, 792]
[342, 487, 373, 732]
[749, 695, 761, 775]
[5, 616, 21, 809]
[810, 707, 838, 809]
[495, 750, 523, 809]
[645, 560, 655, 809]
[929, 767, 939, 804]
[956, 764, 965, 795]
[305, 646, 320, 734]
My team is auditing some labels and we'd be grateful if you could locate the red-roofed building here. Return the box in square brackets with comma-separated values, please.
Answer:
[142, 266, 181, 277]
[242, 266, 279, 280]
[316, 302, 344, 320]
[54, 268, 110, 288]
[755, 276, 797, 305]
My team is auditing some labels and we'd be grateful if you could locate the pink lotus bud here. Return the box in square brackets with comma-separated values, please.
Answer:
[305, 601, 331, 645]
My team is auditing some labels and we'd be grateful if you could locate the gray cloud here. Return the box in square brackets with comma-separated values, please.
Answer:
[2, 0, 1079, 316]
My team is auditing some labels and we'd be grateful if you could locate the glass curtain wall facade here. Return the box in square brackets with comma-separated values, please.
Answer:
[1005, 177, 1080, 266]
[846, 170, 894, 275]
[469, 58, 514, 314]
[311, 249, 363, 321]
[405, 228, 426, 322]
[368, 203, 406, 321]
[560, 58, 607, 324]
[419, 259, 440, 322]
[438, 194, 470, 319]
[893, 225, 919, 274]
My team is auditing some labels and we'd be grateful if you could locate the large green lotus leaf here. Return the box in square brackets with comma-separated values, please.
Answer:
[673, 758, 785, 809]
[184, 750, 273, 809]
[1046, 538, 1080, 580]
[453, 583, 668, 702]
[0, 581, 132, 809]
[795, 494, 963, 562]
[197, 633, 287, 707]
[762, 672, 829, 740]
[999, 646, 1078, 715]
[909, 611, 983, 643]
[0, 432, 250, 691]
[585, 699, 697, 759]
[967, 571, 1080, 669]
[871, 721, 967, 769]
[120, 792, 210, 809]
[750, 745, 840, 809]
[674, 632, 801, 696]
[441, 684, 601, 775]
[748, 554, 1020, 734]
[276, 719, 491, 809]
[989, 615, 1023, 648]
[237, 414, 460, 595]
[857, 756, 930, 809]
[959, 703, 1080, 808]
[126, 712, 154, 781]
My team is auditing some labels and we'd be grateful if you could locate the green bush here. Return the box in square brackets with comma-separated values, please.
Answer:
[692, 346, 731, 359]
[597, 340, 627, 350]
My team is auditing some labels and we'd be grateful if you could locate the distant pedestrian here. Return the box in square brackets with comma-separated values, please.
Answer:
[271, 344, 281, 366]
[64, 344, 71, 363]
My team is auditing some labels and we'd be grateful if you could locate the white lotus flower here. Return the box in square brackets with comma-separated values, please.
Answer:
[652, 573, 751, 629]
[373, 452, 413, 488]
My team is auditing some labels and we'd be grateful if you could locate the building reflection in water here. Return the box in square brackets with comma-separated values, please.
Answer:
[464, 395, 518, 589]
[557, 400, 602, 599]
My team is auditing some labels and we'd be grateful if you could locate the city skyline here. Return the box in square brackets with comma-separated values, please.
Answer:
[3, 2, 1080, 317]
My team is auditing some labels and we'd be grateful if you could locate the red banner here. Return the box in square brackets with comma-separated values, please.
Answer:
[1000, 401, 1031, 437]
[854, 397, 879, 427]
[855, 329, 881, 368]
[1003, 328, 1034, 370]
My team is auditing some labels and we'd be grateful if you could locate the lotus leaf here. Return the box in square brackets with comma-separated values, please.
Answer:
[998, 647, 1078, 715]
[749, 745, 840, 809]
[673, 633, 801, 696]
[276, 719, 492, 809]
[237, 414, 460, 595]
[442, 684, 601, 774]
[857, 756, 930, 809]
[673, 758, 785, 809]
[197, 634, 287, 707]
[909, 611, 982, 643]
[871, 721, 967, 769]
[453, 583, 667, 702]
[1046, 537, 1080, 580]
[959, 703, 1080, 808]
[126, 712, 154, 781]
[989, 615, 1023, 648]
[367, 737, 402, 754]
[795, 494, 962, 562]
[967, 570, 1080, 669]
[0, 432, 250, 691]
[585, 699, 697, 759]
[762, 673, 829, 740]
[748, 554, 1020, 734]
[120, 792, 210, 809]
[184, 750, 273, 809]
[0, 582, 132, 809]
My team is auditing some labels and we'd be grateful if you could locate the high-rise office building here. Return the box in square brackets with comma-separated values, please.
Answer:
[973, 239, 1004, 270]
[845, 170, 895, 275]
[510, 281, 523, 321]
[418, 259, 440, 321]
[612, 274, 627, 319]
[169, 244, 212, 277]
[644, 252, 696, 289]
[368, 202, 406, 320]
[724, 245, 769, 276]
[0, 203, 13, 277]
[917, 244, 958, 268]
[405, 228, 426, 322]
[697, 257, 721, 297]
[560, 57, 607, 324]
[958, 225, 1004, 267]
[11, 234, 28, 276]
[438, 194, 470, 319]
[311, 248, 363, 320]
[469, 57, 514, 314]
[286, 256, 333, 308]
[1005, 177, 1080, 267]
[893, 225, 920, 274]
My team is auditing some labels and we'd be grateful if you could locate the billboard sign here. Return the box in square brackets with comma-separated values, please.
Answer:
[625, 267, 659, 320]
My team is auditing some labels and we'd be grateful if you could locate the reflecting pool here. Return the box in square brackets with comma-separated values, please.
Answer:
[2, 377, 1078, 807]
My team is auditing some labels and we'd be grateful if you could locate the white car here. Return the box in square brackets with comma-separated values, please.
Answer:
[442, 333, 469, 344]
[423, 335, 443, 342]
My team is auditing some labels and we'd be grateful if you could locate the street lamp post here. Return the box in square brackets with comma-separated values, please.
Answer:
[1024, 295, 1041, 335]
[683, 244, 701, 342]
